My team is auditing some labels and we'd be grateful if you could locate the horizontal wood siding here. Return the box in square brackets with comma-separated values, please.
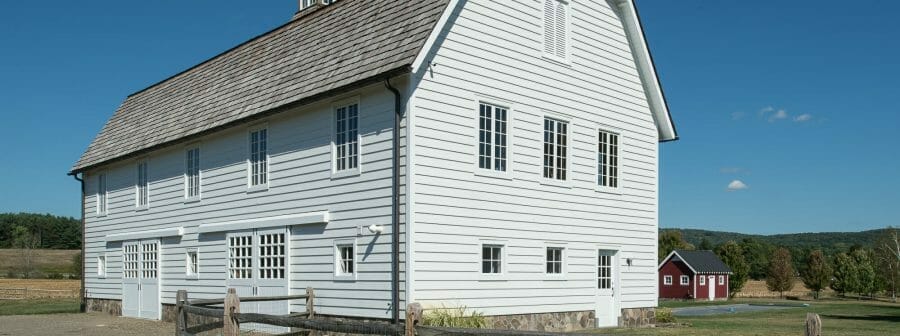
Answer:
[82, 80, 409, 319]
[410, 0, 659, 316]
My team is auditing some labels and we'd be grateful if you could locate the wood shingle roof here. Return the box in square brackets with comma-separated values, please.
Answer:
[72, 0, 449, 173]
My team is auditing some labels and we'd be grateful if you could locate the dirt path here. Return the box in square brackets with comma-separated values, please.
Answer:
[0, 313, 173, 336]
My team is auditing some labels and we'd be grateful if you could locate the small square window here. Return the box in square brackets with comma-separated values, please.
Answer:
[482, 245, 503, 274]
[699, 276, 706, 285]
[546, 247, 563, 274]
[680, 275, 689, 286]
[336, 244, 355, 277]
[719, 275, 725, 285]
[186, 249, 199, 278]
[97, 255, 106, 277]
[663, 275, 672, 285]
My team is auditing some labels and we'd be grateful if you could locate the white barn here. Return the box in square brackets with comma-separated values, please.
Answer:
[70, 0, 677, 331]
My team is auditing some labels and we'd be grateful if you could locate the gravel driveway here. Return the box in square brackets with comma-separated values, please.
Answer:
[0, 313, 174, 336]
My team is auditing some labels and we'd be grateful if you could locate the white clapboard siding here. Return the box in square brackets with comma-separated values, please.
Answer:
[82, 80, 409, 319]
[409, 0, 660, 315]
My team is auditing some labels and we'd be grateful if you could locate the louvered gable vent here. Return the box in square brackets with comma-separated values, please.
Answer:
[543, 0, 569, 59]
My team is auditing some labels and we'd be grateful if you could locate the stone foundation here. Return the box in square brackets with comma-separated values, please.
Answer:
[484, 310, 596, 332]
[619, 307, 655, 328]
[85, 298, 122, 316]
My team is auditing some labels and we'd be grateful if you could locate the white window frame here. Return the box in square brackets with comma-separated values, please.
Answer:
[596, 127, 623, 194]
[96, 173, 108, 216]
[680, 275, 689, 286]
[545, 246, 565, 276]
[699, 275, 706, 286]
[334, 239, 357, 281]
[474, 100, 512, 179]
[541, 0, 571, 63]
[135, 160, 149, 210]
[184, 145, 201, 202]
[480, 241, 507, 278]
[300, 0, 318, 9]
[331, 97, 362, 179]
[663, 275, 672, 286]
[247, 124, 270, 192]
[186, 248, 199, 279]
[541, 114, 572, 186]
[97, 254, 107, 278]
[719, 275, 725, 285]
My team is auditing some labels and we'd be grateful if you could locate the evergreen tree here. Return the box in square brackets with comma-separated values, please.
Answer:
[766, 247, 795, 299]
[715, 241, 749, 298]
[801, 250, 831, 299]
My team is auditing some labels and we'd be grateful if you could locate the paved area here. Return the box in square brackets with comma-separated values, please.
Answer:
[0, 313, 174, 336]
[672, 303, 802, 317]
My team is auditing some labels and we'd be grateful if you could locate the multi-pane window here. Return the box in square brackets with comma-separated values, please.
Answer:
[478, 103, 508, 172]
[136, 162, 148, 207]
[336, 244, 354, 276]
[543, 118, 568, 180]
[141, 242, 158, 279]
[598, 253, 612, 289]
[97, 174, 107, 215]
[123, 244, 138, 279]
[482, 245, 503, 274]
[680, 275, 689, 286]
[598, 130, 620, 188]
[300, 0, 317, 9]
[543, 0, 569, 59]
[185, 148, 200, 199]
[664, 275, 673, 285]
[546, 247, 563, 274]
[186, 250, 198, 277]
[334, 103, 359, 172]
[249, 128, 268, 187]
[229, 236, 253, 279]
[258, 233, 286, 279]
[97, 255, 106, 277]
[700, 276, 706, 285]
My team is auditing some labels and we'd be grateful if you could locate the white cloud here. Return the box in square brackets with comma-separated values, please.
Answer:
[731, 111, 746, 120]
[759, 106, 775, 116]
[768, 109, 789, 122]
[794, 114, 813, 122]
[727, 180, 749, 191]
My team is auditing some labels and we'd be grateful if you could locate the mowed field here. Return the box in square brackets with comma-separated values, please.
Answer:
[734, 280, 834, 298]
[0, 249, 80, 275]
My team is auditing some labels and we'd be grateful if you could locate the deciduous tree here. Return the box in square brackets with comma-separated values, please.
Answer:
[715, 241, 749, 298]
[766, 247, 795, 298]
[658, 230, 694, 261]
[874, 228, 899, 302]
[801, 250, 831, 299]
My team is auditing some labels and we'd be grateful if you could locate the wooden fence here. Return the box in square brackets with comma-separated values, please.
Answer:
[176, 288, 607, 336]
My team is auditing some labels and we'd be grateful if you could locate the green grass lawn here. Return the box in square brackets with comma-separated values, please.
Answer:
[597, 299, 899, 336]
[0, 298, 80, 316]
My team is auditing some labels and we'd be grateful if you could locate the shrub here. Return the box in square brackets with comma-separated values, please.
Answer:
[421, 305, 486, 328]
[47, 272, 65, 280]
[656, 308, 677, 323]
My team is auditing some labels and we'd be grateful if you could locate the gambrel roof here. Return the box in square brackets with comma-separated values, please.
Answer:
[659, 250, 733, 275]
[71, 0, 449, 173]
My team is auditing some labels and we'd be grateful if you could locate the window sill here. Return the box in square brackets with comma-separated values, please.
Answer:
[135, 206, 149, 212]
[184, 197, 202, 204]
[540, 178, 572, 189]
[331, 169, 361, 180]
[474, 169, 512, 180]
[185, 275, 199, 281]
[595, 186, 622, 195]
[542, 53, 572, 67]
[246, 185, 269, 194]
[333, 274, 357, 282]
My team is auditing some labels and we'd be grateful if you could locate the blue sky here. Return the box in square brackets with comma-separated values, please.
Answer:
[0, 1, 897, 234]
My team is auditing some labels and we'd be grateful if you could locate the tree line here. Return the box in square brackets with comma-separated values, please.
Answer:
[660, 228, 899, 302]
[0, 213, 82, 249]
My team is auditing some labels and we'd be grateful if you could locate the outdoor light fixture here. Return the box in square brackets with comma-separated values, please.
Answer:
[626, 258, 633, 267]
[367, 224, 384, 234]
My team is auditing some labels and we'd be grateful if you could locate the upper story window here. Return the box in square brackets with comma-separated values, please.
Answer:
[136, 162, 149, 208]
[478, 103, 508, 172]
[543, 117, 568, 180]
[185, 147, 201, 199]
[300, 0, 317, 9]
[546, 247, 564, 274]
[543, 0, 569, 60]
[97, 174, 108, 215]
[249, 128, 268, 187]
[597, 130, 620, 188]
[334, 103, 360, 173]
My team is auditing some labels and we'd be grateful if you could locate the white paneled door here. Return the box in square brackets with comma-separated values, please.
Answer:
[122, 240, 160, 320]
[596, 250, 618, 328]
[226, 228, 289, 334]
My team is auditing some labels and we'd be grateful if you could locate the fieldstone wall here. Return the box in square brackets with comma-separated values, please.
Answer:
[484, 310, 596, 332]
[85, 298, 122, 316]
[619, 307, 655, 328]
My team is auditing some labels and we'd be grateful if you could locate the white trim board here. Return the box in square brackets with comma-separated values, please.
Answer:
[198, 211, 329, 234]
[105, 227, 184, 242]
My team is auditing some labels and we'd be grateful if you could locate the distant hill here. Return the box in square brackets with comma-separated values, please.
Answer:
[663, 227, 887, 254]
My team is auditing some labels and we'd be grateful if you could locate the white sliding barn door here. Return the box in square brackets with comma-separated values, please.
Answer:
[225, 228, 289, 334]
[122, 239, 161, 320]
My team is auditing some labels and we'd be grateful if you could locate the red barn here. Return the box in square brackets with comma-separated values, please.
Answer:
[658, 250, 732, 301]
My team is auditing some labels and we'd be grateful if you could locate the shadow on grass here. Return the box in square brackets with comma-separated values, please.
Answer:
[821, 314, 900, 323]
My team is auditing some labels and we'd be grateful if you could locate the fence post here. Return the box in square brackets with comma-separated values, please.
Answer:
[804, 313, 822, 336]
[175, 290, 187, 336]
[406, 303, 422, 336]
[306, 287, 315, 318]
[224, 288, 240, 336]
